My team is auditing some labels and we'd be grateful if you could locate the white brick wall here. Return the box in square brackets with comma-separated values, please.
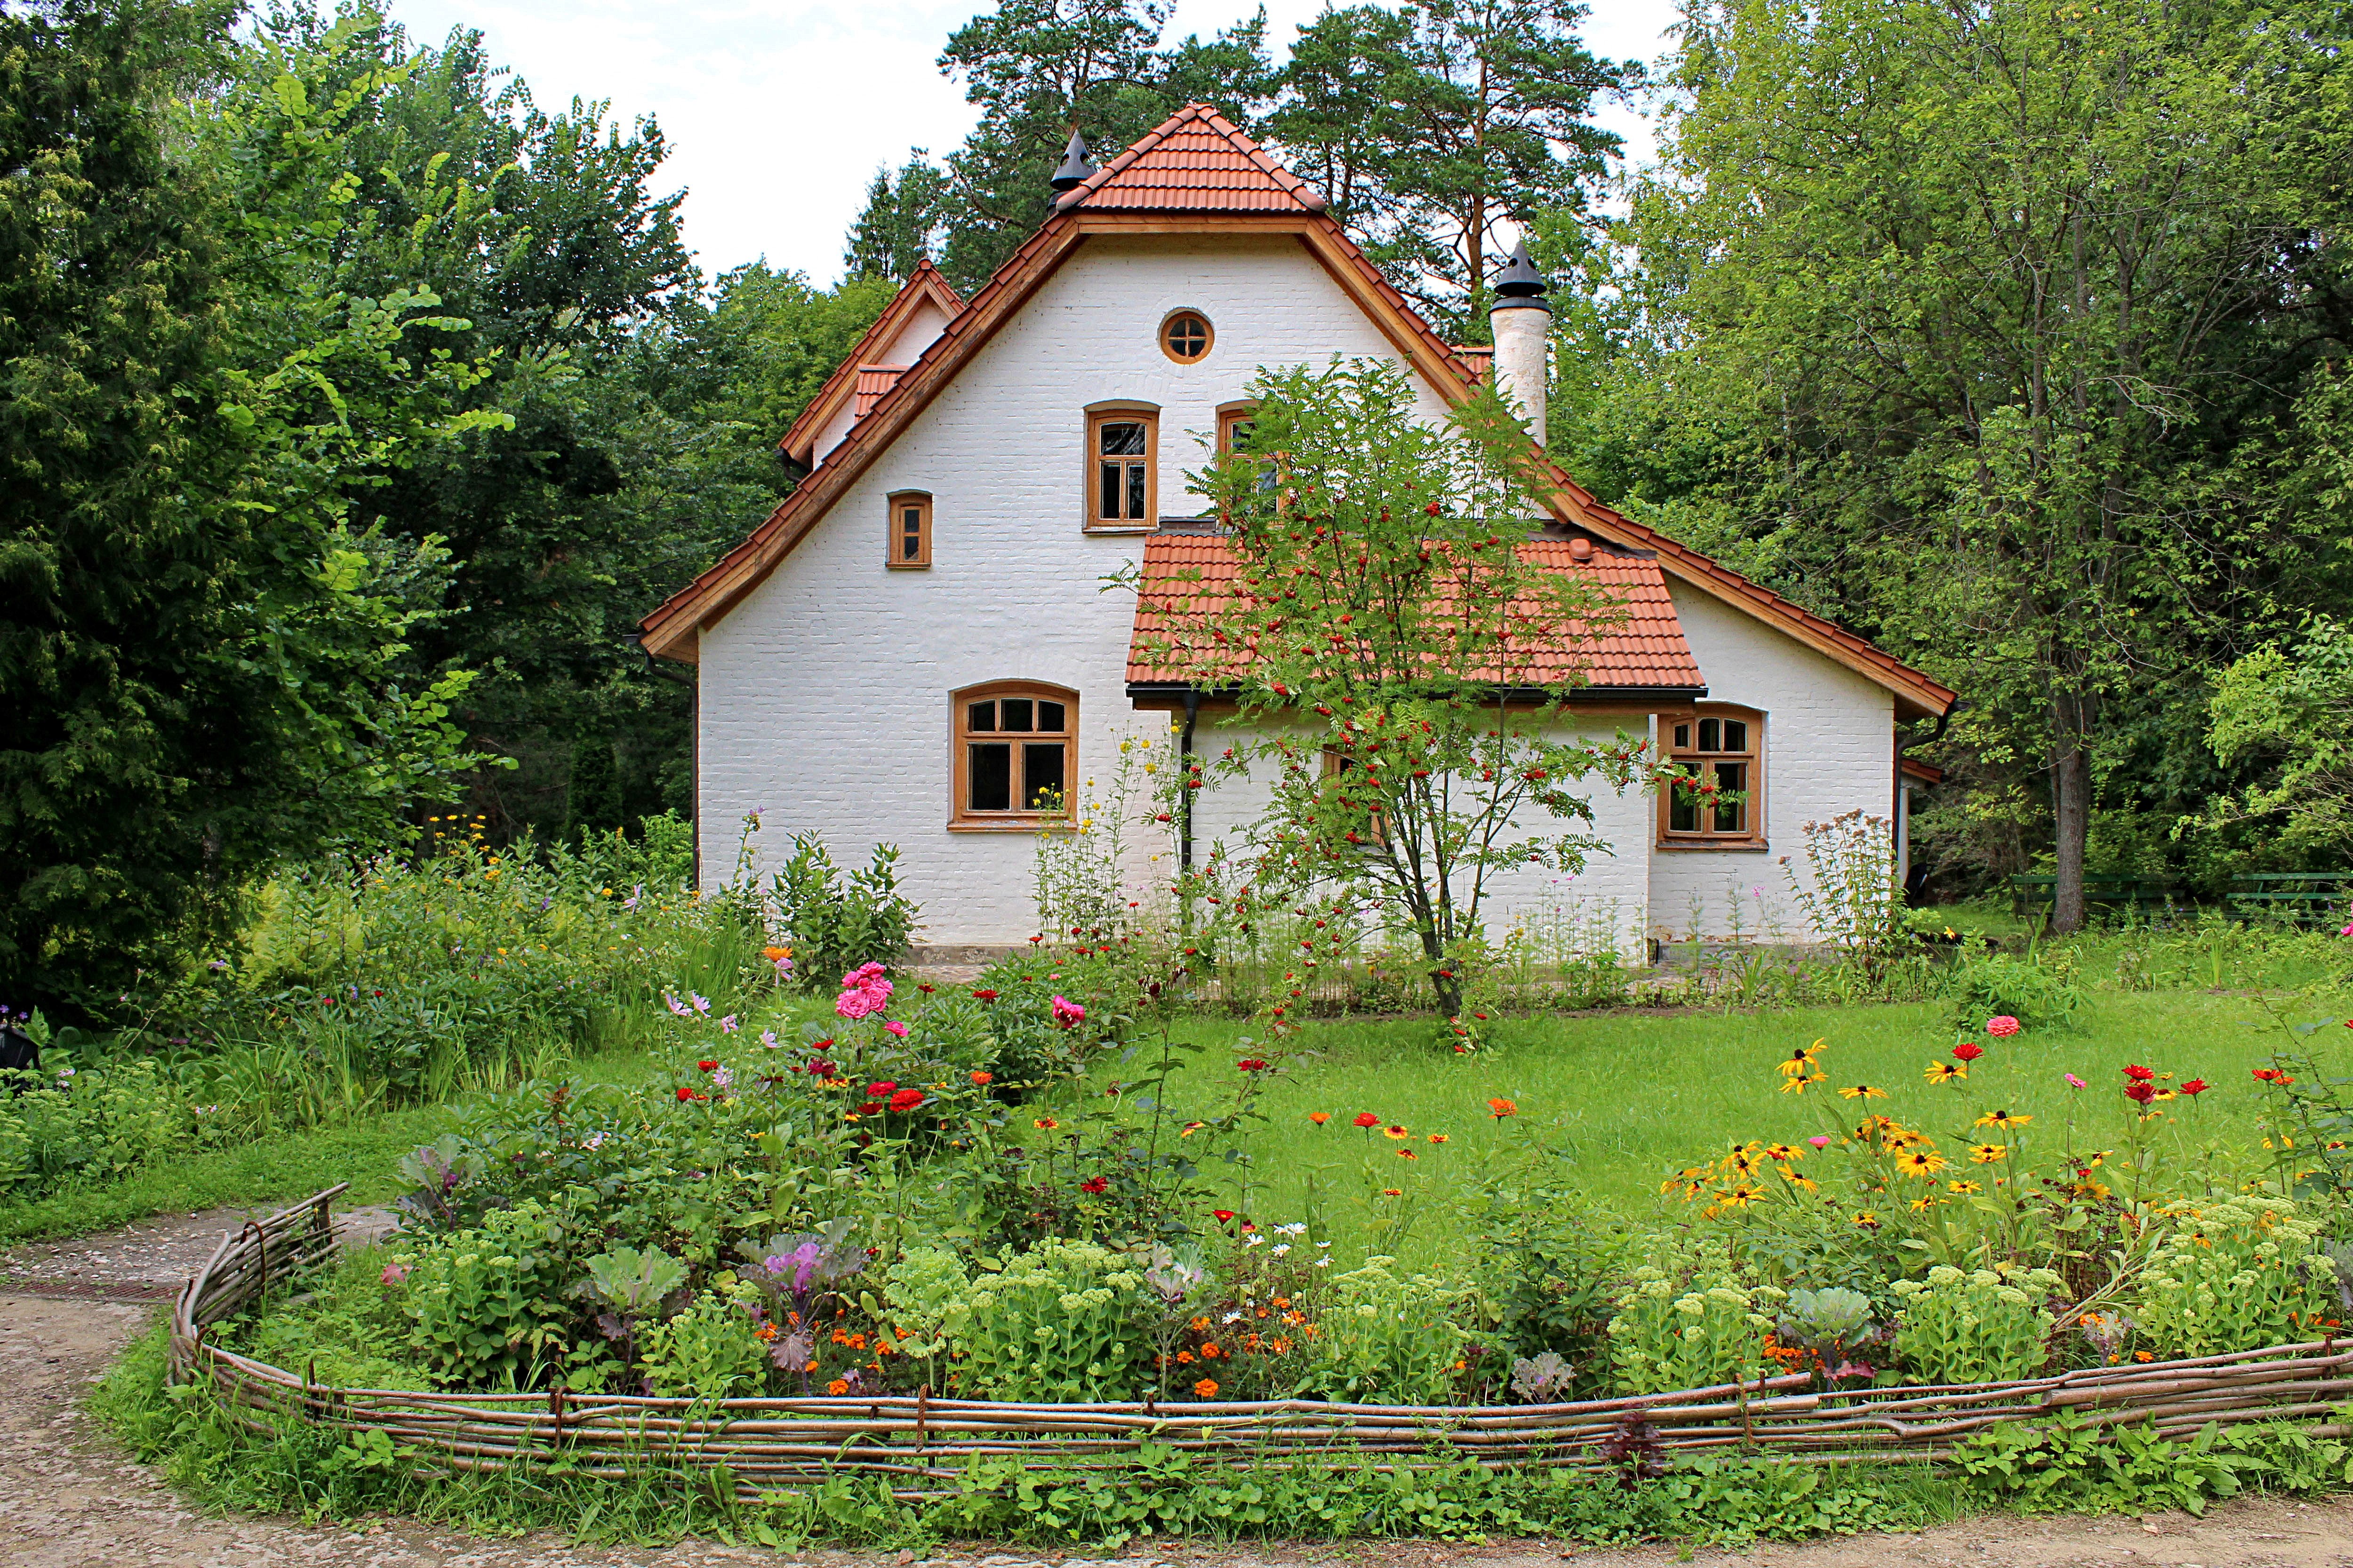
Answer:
[696, 232, 1900, 951]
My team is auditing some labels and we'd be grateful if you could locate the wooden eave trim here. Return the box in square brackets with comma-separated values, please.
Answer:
[777, 268, 967, 464]
[640, 218, 1086, 658]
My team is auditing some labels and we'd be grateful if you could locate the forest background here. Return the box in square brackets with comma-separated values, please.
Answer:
[5, 0, 2351, 1008]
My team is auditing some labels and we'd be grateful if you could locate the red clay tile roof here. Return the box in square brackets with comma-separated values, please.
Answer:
[778, 262, 964, 465]
[852, 365, 908, 419]
[1127, 534, 1705, 691]
[1056, 104, 1326, 214]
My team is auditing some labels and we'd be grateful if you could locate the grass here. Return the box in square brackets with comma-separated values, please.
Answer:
[1074, 984, 2353, 1270]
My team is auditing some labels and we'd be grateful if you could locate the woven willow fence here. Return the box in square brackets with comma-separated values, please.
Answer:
[171, 1188, 2353, 1500]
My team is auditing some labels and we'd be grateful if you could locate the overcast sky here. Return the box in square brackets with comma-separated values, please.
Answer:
[380, 0, 1687, 287]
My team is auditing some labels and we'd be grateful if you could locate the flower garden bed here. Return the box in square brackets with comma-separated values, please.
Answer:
[171, 1187, 2353, 1502]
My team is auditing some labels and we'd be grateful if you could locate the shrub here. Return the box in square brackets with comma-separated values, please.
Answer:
[640, 1278, 771, 1401]
[914, 1239, 1149, 1401]
[2136, 1197, 2336, 1359]
[394, 1199, 579, 1389]
[1472, 1170, 1634, 1392]
[769, 834, 918, 991]
[1889, 1264, 2059, 1384]
[0, 1050, 206, 1199]
[1291, 1257, 1480, 1405]
[1608, 1263, 1780, 1396]
[1943, 947, 2086, 1031]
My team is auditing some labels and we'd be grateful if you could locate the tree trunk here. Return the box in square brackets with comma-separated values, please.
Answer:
[2050, 691, 2093, 935]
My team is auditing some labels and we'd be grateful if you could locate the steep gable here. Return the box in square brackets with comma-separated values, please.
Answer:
[777, 260, 964, 468]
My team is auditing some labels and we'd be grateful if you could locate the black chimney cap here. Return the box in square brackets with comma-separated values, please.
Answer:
[1494, 238, 1548, 298]
[1050, 132, 1097, 193]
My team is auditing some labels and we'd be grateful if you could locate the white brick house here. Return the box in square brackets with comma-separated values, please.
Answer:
[639, 107, 1956, 956]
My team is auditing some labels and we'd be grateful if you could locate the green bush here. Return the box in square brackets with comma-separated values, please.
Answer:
[912, 1238, 1150, 1401]
[2137, 1197, 2335, 1359]
[1944, 946, 2086, 1031]
[1608, 1262, 1780, 1395]
[640, 1277, 771, 1401]
[1889, 1264, 2059, 1384]
[769, 833, 918, 991]
[1290, 1257, 1480, 1405]
[394, 1199, 579, 1388]
[1472, 1168, 1634, 1392]
[0, 1051, 206, 1200]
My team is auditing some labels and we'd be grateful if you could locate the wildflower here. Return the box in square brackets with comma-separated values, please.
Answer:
[884, 1020, 910, 1038]
[675, 1087, 700, 1102]
[1488, 1097, 1518, 1119]
[971, 1070, 994, 1085]
[1380, 1188, 1402, 1197]
[1970, 1142, 2008, 1164]
[1427, 1133, 1449, 1144]
[1397, 1148, 1419, 1160]
[1780, 1072, 1825, 1095]
[827, 1379, 849, 1396]
[1763, 1143, 1799, 1161]
[1778, 1041, 1825, 1077]
[1194, 1378, 1220, 1399]
[1985, 1016, 2021, 1037]
[2254, 1067, 2296, 1085]
[760, 1030, 779, 1049]
[1896, 1148, 1949, 1178]
[1354, 1112, 1383, 1128]
[1975, 1109, 2031, 1129]
[719, 1015, 740, 1033]
[697, 1060, 718, 1073]
[889, 1088, 926, 1113]
[1213, 1208, 1237, 1222]
[2125, 1081, 2156, 1105]
[1852, 1212, 1878, 1227]
[380, 1263, 409, 1287]
[972, 989, 1000, 1001]
[2181, 1078, 2209, 1096]
[1236, 1057, 1269, 1072]
[1808, 1135, 1832, 1149]
[712, 1066, 734, 1092]
[2065, 1073, 2087, 1088]
[1080, 1176, 1109, 1194]
[691, 993, 711, 1015]
[868, 1081, 898, 1098]
[1035, 1118, 1059, 1130]
[1925, 1061, 1967, 1084]
[1051, 995, 1087, 1028]
[2123, 1064, 2156, 1082]
[1838, 1084, 1888, 1101]
[761, 946, 789, 963]
[1952, 1042, 1985, 1062]
[1309, 1111, 1330, 1124]
[1383, 1124, 1410, 1139]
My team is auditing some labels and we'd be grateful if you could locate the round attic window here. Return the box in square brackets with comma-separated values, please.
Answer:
[1160, 310, 1212, 364]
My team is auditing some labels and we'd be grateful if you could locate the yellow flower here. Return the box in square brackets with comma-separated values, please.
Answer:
[1763, 1143, 1799, 1162]
[1777, 1041, 1826, 1078]
[1851, 1211, 1878, 1227]
[1778, 1169, 1819, 1192]
[1779, 1072, 1825, 1095]
[1970, 1143, 2007, 1163]
[1924, 1061, 1967, 1084]
[1895, 1147, 1949, 1179]
[1909, 1195, 1936, 1212]
[1975, 1109, 2032, 1130]
[1838, 1084, 1888, 1101]
[1947, 1180, 1983, 1195]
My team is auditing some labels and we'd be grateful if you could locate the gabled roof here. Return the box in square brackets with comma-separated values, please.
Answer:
[1053, 103, 1327, 215]
[1127, 535, 1705, 693]
[852, 366, 908, 419]
[641, 105, 1956, 722]
[777, 260, 963, 467]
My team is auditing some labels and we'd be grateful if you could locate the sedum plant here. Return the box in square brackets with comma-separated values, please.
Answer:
[2136, 1197, 2335, 1360]
[1889, 1264, 2060, 1384]
[639, 1276, 771, 1401]
[903, 1238, 1149, 1402]
[1608, 1265, 1783, 1395]
[396, 1199, 577, 1389]
[1291, 1257, 1481, 1406]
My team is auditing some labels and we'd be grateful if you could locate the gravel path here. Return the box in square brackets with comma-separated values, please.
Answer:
[7, 1210, 2353, 1567]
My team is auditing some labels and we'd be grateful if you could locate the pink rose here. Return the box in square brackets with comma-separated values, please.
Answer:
[836, 989, 879, 1020]
[1051, 995, 1086, 1029]
[1985, 1016, 2021, 1038]
[883, 1019, 909, 1038]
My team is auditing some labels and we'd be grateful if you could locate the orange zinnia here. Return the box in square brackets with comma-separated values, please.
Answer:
[1309, 1111, 1330, 1124]
[1488, 1097, 1517, 1119]
[1194, 1377, 1220, 1399]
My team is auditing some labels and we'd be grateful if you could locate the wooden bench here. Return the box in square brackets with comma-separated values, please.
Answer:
[2008, 874, 2181, 919]
[2228, 872, 2353, 927]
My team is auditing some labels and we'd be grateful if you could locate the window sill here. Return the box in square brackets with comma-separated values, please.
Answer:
[1656, 838, 1771, 853]
[1082, 520, 1158, 535]
[885, 562, 931, 570]
[948, 818, 1073, 834]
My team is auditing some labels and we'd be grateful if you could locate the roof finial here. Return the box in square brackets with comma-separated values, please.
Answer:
[1494, 237, 1548, 299]
[1050, 131, 1097, 193]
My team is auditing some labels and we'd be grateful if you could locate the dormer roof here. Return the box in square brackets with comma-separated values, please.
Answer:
[777, 259, 964, 468]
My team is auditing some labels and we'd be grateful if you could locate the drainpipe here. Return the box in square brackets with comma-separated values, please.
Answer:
[1894, 705, 1955, 896]
[1178, 687, 1200, 874]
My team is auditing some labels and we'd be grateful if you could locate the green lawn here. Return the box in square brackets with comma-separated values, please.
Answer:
[1074, 987, 2350, 1268]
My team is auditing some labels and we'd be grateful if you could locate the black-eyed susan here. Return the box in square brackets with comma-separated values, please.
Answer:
[1975, 1109, 2032, 1130]
[1838, 1084, 1888, 1101]
[1763, 1143, 1800, 1162]
[1895, 1147, 1949, 1178]
[1778, 1168, 1820, 1192]
[1778, 1040, 1826, 1078]
[1779, 1072, 1826, 1095]
[1851, 1211, 1879, 1227]
[1924, 1061, 1968, 1084]
[1970, 1143, 2007, 1164]
[1948, 1179, 1984, 1195]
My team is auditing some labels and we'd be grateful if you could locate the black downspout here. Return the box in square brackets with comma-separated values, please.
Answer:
[1895, 704, 1956, 892]
[1178, 687, 1201, 874]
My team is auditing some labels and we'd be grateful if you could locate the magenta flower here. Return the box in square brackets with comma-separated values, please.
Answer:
[1051, 995, 1087, 1029]
[835, 961, 894, 1020]
[719, 1015, 740, 1033]
[883, 1019, 909, 1038]
[1985, 1015, 2021, 1037]
[2065, 1073, 2087, 1088]
[1807, 1135, 1832, 1149]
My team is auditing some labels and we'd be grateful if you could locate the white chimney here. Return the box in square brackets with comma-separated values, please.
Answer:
[1488, 239, 1551, 444]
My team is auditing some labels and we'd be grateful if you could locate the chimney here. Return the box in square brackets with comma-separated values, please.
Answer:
[1488, 239, 1551, 444]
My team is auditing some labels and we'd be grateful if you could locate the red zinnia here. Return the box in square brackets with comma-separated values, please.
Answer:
[1952, 1042, 1985, 1062]
[2123, 1064, 2156, 1082]
[1353, 1112, 1382, 1128]
[2255, 1067, 2284, 1082]
[888, 1088, 925, 1113]
[868, 1081, 897, 1098]
[1080, 1176, 1109, 1194]
[697, 1060, 718, 1072]
[1212, 1208, 1236, 1222]
[675, 1087, 704, 1102]
[2180, 1079, 2209, 1096]
[972, 989, 1000, 1001]
[1236, 1058, 1268, 1072]
[970, 1070, 994, 1085]
[2124, 1082, 2156, 1104]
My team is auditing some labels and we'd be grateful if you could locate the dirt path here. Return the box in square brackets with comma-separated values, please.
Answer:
[7, 1213, 2353, 1568]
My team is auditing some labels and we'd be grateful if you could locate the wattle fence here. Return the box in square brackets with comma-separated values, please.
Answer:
[170, 1188, 2353, 1500]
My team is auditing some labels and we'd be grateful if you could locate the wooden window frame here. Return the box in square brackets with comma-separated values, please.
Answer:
[1657, 705, 1767, 848]
[886, 490, 932, 569]
[1084, 404, 1158, 532]
[949, 680, 1079, 832]
[1217, 403, 1255, 454]
[1160, 309, 1213, 364]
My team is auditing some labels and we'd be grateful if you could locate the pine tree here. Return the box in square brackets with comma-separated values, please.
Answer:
[843, 155, 950, 280]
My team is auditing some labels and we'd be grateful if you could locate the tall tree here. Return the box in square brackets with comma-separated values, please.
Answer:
[1271, 0, 1634, 332]
[934, 0, 1277, 290]
[1623, 0, 2353, 929]
[843, 154, 951, 280]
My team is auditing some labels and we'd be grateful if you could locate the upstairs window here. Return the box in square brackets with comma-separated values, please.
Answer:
[1087, 407, 1157, 529]
[1219, 403, 1277, 495]
[1160, 310, 1212, 363]
[887, 491, 931, 568]
[953, 682, 1077, 827]
[1661, 708, 1764, 844]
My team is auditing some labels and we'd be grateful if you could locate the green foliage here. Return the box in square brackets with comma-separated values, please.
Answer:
[769, 833, 919, 992]
[2207, 616, 2353, 850]
[1954, 1415, 2258, 1516]
[1290, 1257, 1480, 1404]
[640, 1278, 771, 1400]
[1608, 1261, 1780, 1396]
[394, 1198, 579, 1388]
[0, 1054, 208, 1200]
[1888, 1265, 2060, 1384]
[1943, 947, 2089, 1032]
[2136, 1197, 2335, 1360]
[917, 1239, 1150, 1401]
[1471, 1164, 1633, 1389]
